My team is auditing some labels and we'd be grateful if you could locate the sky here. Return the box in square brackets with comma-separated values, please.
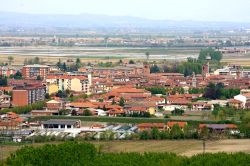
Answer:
[0, 0, 250, 22]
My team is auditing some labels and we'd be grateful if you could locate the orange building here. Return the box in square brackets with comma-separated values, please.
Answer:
[12, 85, 46, 106]
[22, 64, 50, 79]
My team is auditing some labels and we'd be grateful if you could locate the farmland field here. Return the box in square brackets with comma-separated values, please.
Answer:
[1, 139, 250, 161]
[1, 46, 250, 66]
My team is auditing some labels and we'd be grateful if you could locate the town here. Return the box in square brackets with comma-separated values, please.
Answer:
[2, 0, 250, 165]
[0, 46, 249, 144]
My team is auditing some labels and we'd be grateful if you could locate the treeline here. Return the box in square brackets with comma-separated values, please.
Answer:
[5, 142, 250, 166]
[204, 83, 240, 100]
[139, 125, 199, 140]
[0, 101, 45, 114]
[151, 61, 202, 76]
[150, 48, 222, 76]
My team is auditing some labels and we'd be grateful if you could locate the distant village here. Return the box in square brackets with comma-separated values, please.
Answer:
[0, 49, 250, 142]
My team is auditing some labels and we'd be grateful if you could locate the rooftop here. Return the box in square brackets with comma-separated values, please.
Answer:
[41, 119, 80, 125]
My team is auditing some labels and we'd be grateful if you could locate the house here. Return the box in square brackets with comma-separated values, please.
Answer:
[166, 121, 187, 130]
[234, 93, 250, 108]
[160, 104, 187, 112]
[46, 100, 63, 110]
[68, 101, 96, 110]
[92, 109, 107, 116]
[107, 108, 125, 117]
[0, 90, 11, 109]
[0, 112, 24, 129]
[31, 110, 59, 116]
[137, 123, 165, 131]
[228, 99, 243, 109]
[124, 100, 157, 115]
[41, 119, 81, 129]
[192, 102, 214, 111]
[106, 87, 151, 100]
[199, 124, 239, 134]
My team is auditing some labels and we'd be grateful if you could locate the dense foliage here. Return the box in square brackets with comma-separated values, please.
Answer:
[198, 48, 223, 62]
[146, 87, 166, 95]
[204, 83, 240, 99]
[150, 64, 160, 73]
[24, 57, 42, 65]
[9, 71, 23, 80]
[240, 111, 250, 138]
[0, 76, 7, 86]
[5, 142, 250, 166]
[176, 62, 202, 76]
[6, 142, 96, 166]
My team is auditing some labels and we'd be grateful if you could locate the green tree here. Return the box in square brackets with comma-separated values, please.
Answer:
[151, 128, 160, 140]
[129, 59, 135, 64]
[199, 126, 209, 139]
[170, 124, 183, 139]
[171, 108, 184, 116]
[112, 99, 116, 105]
[145, 52, 150, 61]
[83, 109, 92, 116]
[13, 71, 22, 79]
[240, 112, 250, 138]
[198, 48, 222, 62]
[7, 56, 14, 65]
[0, 76, 7, 86]
[139, 130, 150, 140]
[76, 58, 81, 69]
[34, 57, 40, 64]
[150, 65, 160, 73]
[119, 97, 125, 106]
[36, 75, 42, 80]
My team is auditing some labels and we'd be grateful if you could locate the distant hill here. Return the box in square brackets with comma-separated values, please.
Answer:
[0, 11, 250, 30]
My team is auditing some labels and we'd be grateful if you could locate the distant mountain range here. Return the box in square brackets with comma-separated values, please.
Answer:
[0, 12, 250, 30]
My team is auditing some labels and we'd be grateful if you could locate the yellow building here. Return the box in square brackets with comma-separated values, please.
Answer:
[47, 84, 59, 95]
[46, 73, 92, 94]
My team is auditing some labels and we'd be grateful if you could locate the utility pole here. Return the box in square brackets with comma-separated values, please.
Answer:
[202, 138, 206, 154]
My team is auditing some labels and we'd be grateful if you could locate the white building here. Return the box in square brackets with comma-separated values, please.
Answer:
[234, 93, 250, 108]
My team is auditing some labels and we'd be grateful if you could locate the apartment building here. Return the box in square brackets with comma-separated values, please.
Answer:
[22, 64, 50, 79]
[46, 72, 92, 94]
[12, 84, 46, 106]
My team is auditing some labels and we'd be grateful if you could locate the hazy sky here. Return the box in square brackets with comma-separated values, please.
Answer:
[0, 0, 250, 22]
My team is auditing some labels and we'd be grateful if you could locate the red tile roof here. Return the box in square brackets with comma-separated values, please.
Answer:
[167, 121, 187, 128]
[47, 75, 87, 80]
[137, 123, 165, 128]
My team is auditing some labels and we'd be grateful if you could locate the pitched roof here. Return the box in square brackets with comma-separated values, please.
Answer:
[69, 102, 96, 108]
[47, 75, 87, 80]
[46, 100, 60, 104]
[167, 121, 187, 128]
[137, 123, 165, 128]
[228, 99, 242, 104]
[112, 87, 149, 93]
